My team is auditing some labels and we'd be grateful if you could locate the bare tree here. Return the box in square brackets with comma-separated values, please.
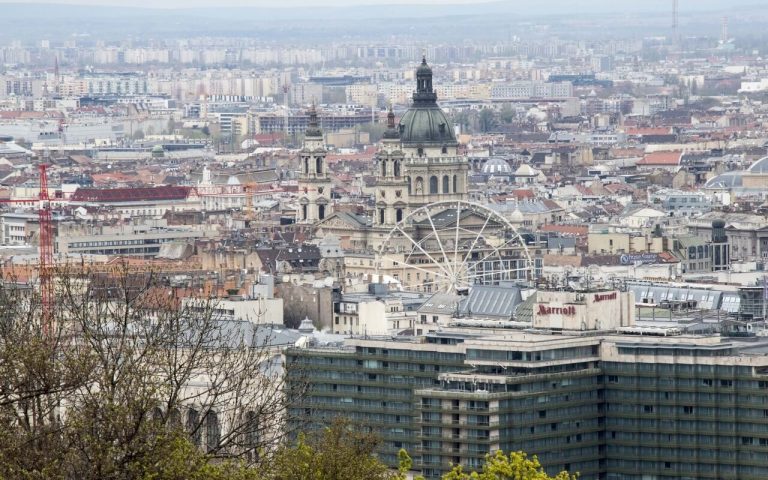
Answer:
[0, 262, 308, 479]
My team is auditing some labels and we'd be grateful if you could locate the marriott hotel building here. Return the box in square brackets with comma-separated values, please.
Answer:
[287, 288, 768, 480]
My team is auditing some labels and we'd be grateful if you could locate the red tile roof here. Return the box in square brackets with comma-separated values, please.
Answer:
[510, 189, 535, 200]
[638, 151, 682, 166]
[71, 186, 192, 203]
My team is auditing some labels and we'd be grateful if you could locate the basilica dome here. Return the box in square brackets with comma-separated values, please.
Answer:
[398, 57, 457, 147]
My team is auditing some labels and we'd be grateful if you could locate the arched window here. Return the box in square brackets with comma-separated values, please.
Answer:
[442, 175, 449, 193]
[394, 160, 401, 177]
[244, 411, 259, 461]
[441, 146, 448, 154]
[302, 204, 308, 221]
[379, 209, 385, 225]
[396, 209, 403, 223]
[429, 176, 438, 194]
[406, 176, 412, 194]
[316, 157, 323, 175]
[205, 411, 220, 453]
[381, 160, 387, 177]
[417, 147, 424, 156]
[453, 175, 458, 193]
[304, 157, 309, 175]
[187, 408, 201, 447]
[318, 204, 325, 220]
[169, 408, 182, 430]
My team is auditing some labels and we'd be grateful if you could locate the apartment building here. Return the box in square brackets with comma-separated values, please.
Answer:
[287, 288, 768, 480]
[55, 220, 208, 257]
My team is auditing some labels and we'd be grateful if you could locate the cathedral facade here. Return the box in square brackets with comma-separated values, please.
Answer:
[374, 57, 468, 227]
[316, 57, 469, 250]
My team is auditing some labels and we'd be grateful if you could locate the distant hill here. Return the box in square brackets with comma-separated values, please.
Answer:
[0, 1, 764, 42]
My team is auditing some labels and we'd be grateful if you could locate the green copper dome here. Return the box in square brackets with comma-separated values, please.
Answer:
[398, 57, 457, 147]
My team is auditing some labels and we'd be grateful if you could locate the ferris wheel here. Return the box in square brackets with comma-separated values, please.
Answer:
[376, 201, 535, 294]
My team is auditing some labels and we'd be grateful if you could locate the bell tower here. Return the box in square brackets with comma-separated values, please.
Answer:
[298, 104, 332, 224]
[374, 107, 408, 226]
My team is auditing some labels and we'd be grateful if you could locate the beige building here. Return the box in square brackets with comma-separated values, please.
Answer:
[587, 230, 664, 254]
[333, 292, 418, 335]
[533, 289, 635, 331]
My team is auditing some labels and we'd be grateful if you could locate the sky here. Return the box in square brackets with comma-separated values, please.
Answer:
[0, 0, 743, 7]
[0, 0, 488, 6]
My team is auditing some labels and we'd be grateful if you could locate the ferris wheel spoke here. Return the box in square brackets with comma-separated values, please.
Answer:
[464, 266, 532, 281]
[394, 225, 453, 279]
[461, 213, 493, 266]
[376, 201, 534, 295]
[453, 202, 462, 275]
[470, 235, 527, 267]
[426, 212, 454, 278]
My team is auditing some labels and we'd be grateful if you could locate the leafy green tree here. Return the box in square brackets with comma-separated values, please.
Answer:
[478, 108, 498, 133]
[442, 450, 578, 480]
[265, 419, 410, 480]
[499, 104, 516, 124]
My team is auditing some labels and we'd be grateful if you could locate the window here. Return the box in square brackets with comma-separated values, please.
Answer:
[683, 406, 694, 414]
[429, 176, 438, 194]
[644, 405, 654, 414]
[442, 175, 449, 193]
[205, 411, 220, 452]
[187, 408, 201, 447]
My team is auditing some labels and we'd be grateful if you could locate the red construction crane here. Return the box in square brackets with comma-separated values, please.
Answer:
[38, 164, 54, 335]
[0, 164, 54, 334]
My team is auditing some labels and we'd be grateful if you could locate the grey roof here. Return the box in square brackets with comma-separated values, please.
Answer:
[705, 172, 743, 189]
[459, 285, 523, 319]
[748, 156, 768, 174]
[399, 105, 456, 146]
[333, 211, 371, 228]
[419, 293, 462, 314]
[412, 207, 484, 228]
[627, 282, 736, 311]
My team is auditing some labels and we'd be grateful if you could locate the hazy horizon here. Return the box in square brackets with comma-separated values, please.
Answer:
[0, 0, 747, 11]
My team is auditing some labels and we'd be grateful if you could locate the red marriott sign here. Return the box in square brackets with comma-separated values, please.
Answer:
[593, 292, 617, 302]
[538, 305, 576, 316]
